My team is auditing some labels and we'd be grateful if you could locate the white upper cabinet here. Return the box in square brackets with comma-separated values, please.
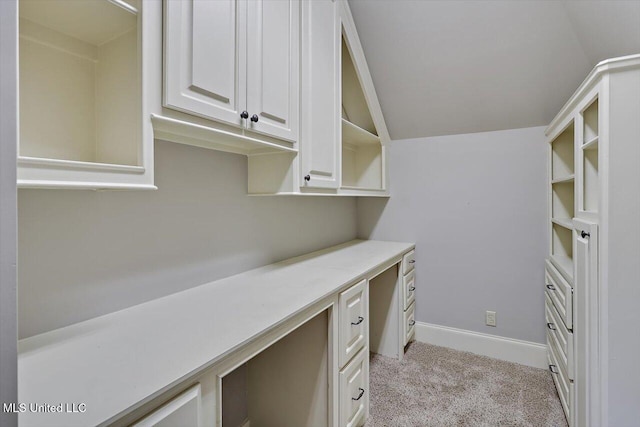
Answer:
[163, 0, 298, 144]
[299, 0, 341, 189]
[246, 0, 299, 142]
[164, 0, 246, 127]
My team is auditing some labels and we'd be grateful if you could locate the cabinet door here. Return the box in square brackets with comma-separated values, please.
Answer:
[299, 0, 340, 189]
[573, 219, 599, 427]
[133, 384, 201, 427]
[246, 0, 299, 142]
[164, 0, 246, 127]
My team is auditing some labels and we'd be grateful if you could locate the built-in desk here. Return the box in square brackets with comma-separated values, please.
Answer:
[18, 239, 416, 426]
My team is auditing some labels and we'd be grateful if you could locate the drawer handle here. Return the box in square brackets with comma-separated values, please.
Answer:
[547, 322, 556, 331]
[409, 286, 416, 292]
[408, 260, 416, 264]
[549, 364, 559, 374]
[409, 320, 416, 327]
[546, 284, 556, 291]
[352, 388, 365, 401]
[351, 316, 364, 326]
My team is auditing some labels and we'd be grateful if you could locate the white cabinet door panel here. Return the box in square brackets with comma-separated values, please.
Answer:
[246, 0, 298, 142]
[299, 0, 340, 189]
[164, 0, 246, 126]
[574, 219, 599, 427]
[339, 279, 368, 369]
[133, 384, 201, 427]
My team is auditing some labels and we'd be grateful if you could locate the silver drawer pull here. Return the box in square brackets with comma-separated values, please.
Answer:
[546, 284, 556, 291]
[409, 320, 416, 327]
[409, 286, 416, 292]
[549, 364, 559, 374]
[547, 322, 556, 331]
[408, 260, 416, 264]
[351, 316, 364, 326]
[352, 388, 365, 401]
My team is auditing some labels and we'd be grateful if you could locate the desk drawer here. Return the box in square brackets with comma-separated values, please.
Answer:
[548, 339, 572, 425]
[545, 293, 573, 380]
[402, 270, 416, 310]
[545, 259, 573, 329]
[339, 347, 368, 427]
[339, 279, 368, 369]
[403, 301, 416, 346]
[402, 250, 415, 275]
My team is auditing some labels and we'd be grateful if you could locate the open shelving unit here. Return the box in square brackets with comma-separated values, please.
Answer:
[340, 38, 383, 191]
[17, 0, 154, 189]
[549, 123, 575, 281]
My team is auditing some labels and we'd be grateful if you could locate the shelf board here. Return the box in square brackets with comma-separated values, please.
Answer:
[551, 175, 575, 184]
[151, 114, 297, 156]
[20, 0, 137, 47]
[582, 136, 599, 150]
[550, 255, 573, 283]
[552, 218, 574, 230]
[342, 119, 380, 146]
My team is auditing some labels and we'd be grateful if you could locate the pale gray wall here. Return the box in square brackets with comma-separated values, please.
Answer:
[0, 0, 18, 425]
[18, 141, 357, 339]
[357, 126, 548, 343]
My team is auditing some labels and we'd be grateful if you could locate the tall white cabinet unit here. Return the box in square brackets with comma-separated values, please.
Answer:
[545, 54, 640, 427]
[16, 0, 156, 189]
[248, 0, 391, 196]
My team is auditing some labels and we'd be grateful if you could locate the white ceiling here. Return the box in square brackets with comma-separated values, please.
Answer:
[348, 0, 640, 140]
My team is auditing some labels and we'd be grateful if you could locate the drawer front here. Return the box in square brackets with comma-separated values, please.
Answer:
[402, 249, 416, 275]
[404, 301, 416, 345]
[339, 348, 368, 427]
[545, 293, 574, 380]
[545, 259, 573, 329]
[339, 279, 368, 368]
[548, 341, 572, 425]
[402, 270, 416, 310]
[133, 384, 201, 427]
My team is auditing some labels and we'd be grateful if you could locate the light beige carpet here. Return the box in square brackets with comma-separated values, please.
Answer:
[365, 342, 567, 427]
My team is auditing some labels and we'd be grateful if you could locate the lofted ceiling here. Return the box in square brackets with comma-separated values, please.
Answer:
[348, 0, 640, 140]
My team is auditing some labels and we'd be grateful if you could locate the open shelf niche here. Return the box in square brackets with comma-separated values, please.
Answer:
[341, 38, 383, 190]
[221, 310, 329, 426]
[551, 124, 575, 181]
[551, 224, 573, 281]
[582, 99, 599, 213]
[19, 0, 140, 168]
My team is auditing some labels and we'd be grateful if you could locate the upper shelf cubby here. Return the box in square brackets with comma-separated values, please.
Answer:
[583, 99, 598, 145]
[341, 38, 377, 136]
[551, 123, 575, 181]
[18, 0, 140, 168]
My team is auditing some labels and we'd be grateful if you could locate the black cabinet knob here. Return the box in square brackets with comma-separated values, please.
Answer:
[250, 114, 259, 123]
[581, 231, 590, 238]
[240, 111, 249, 119]
[304, 175, 311, 182]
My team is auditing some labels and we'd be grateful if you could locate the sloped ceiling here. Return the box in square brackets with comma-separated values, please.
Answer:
[348, 0, 640, 140]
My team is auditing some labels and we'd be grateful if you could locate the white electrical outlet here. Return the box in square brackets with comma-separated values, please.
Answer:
[486, 311, 497, 327]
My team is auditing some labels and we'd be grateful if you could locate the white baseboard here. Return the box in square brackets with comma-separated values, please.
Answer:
[414, 322, 547, 369]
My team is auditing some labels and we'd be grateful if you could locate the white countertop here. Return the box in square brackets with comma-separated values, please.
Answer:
[18, 239, 414, 426]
